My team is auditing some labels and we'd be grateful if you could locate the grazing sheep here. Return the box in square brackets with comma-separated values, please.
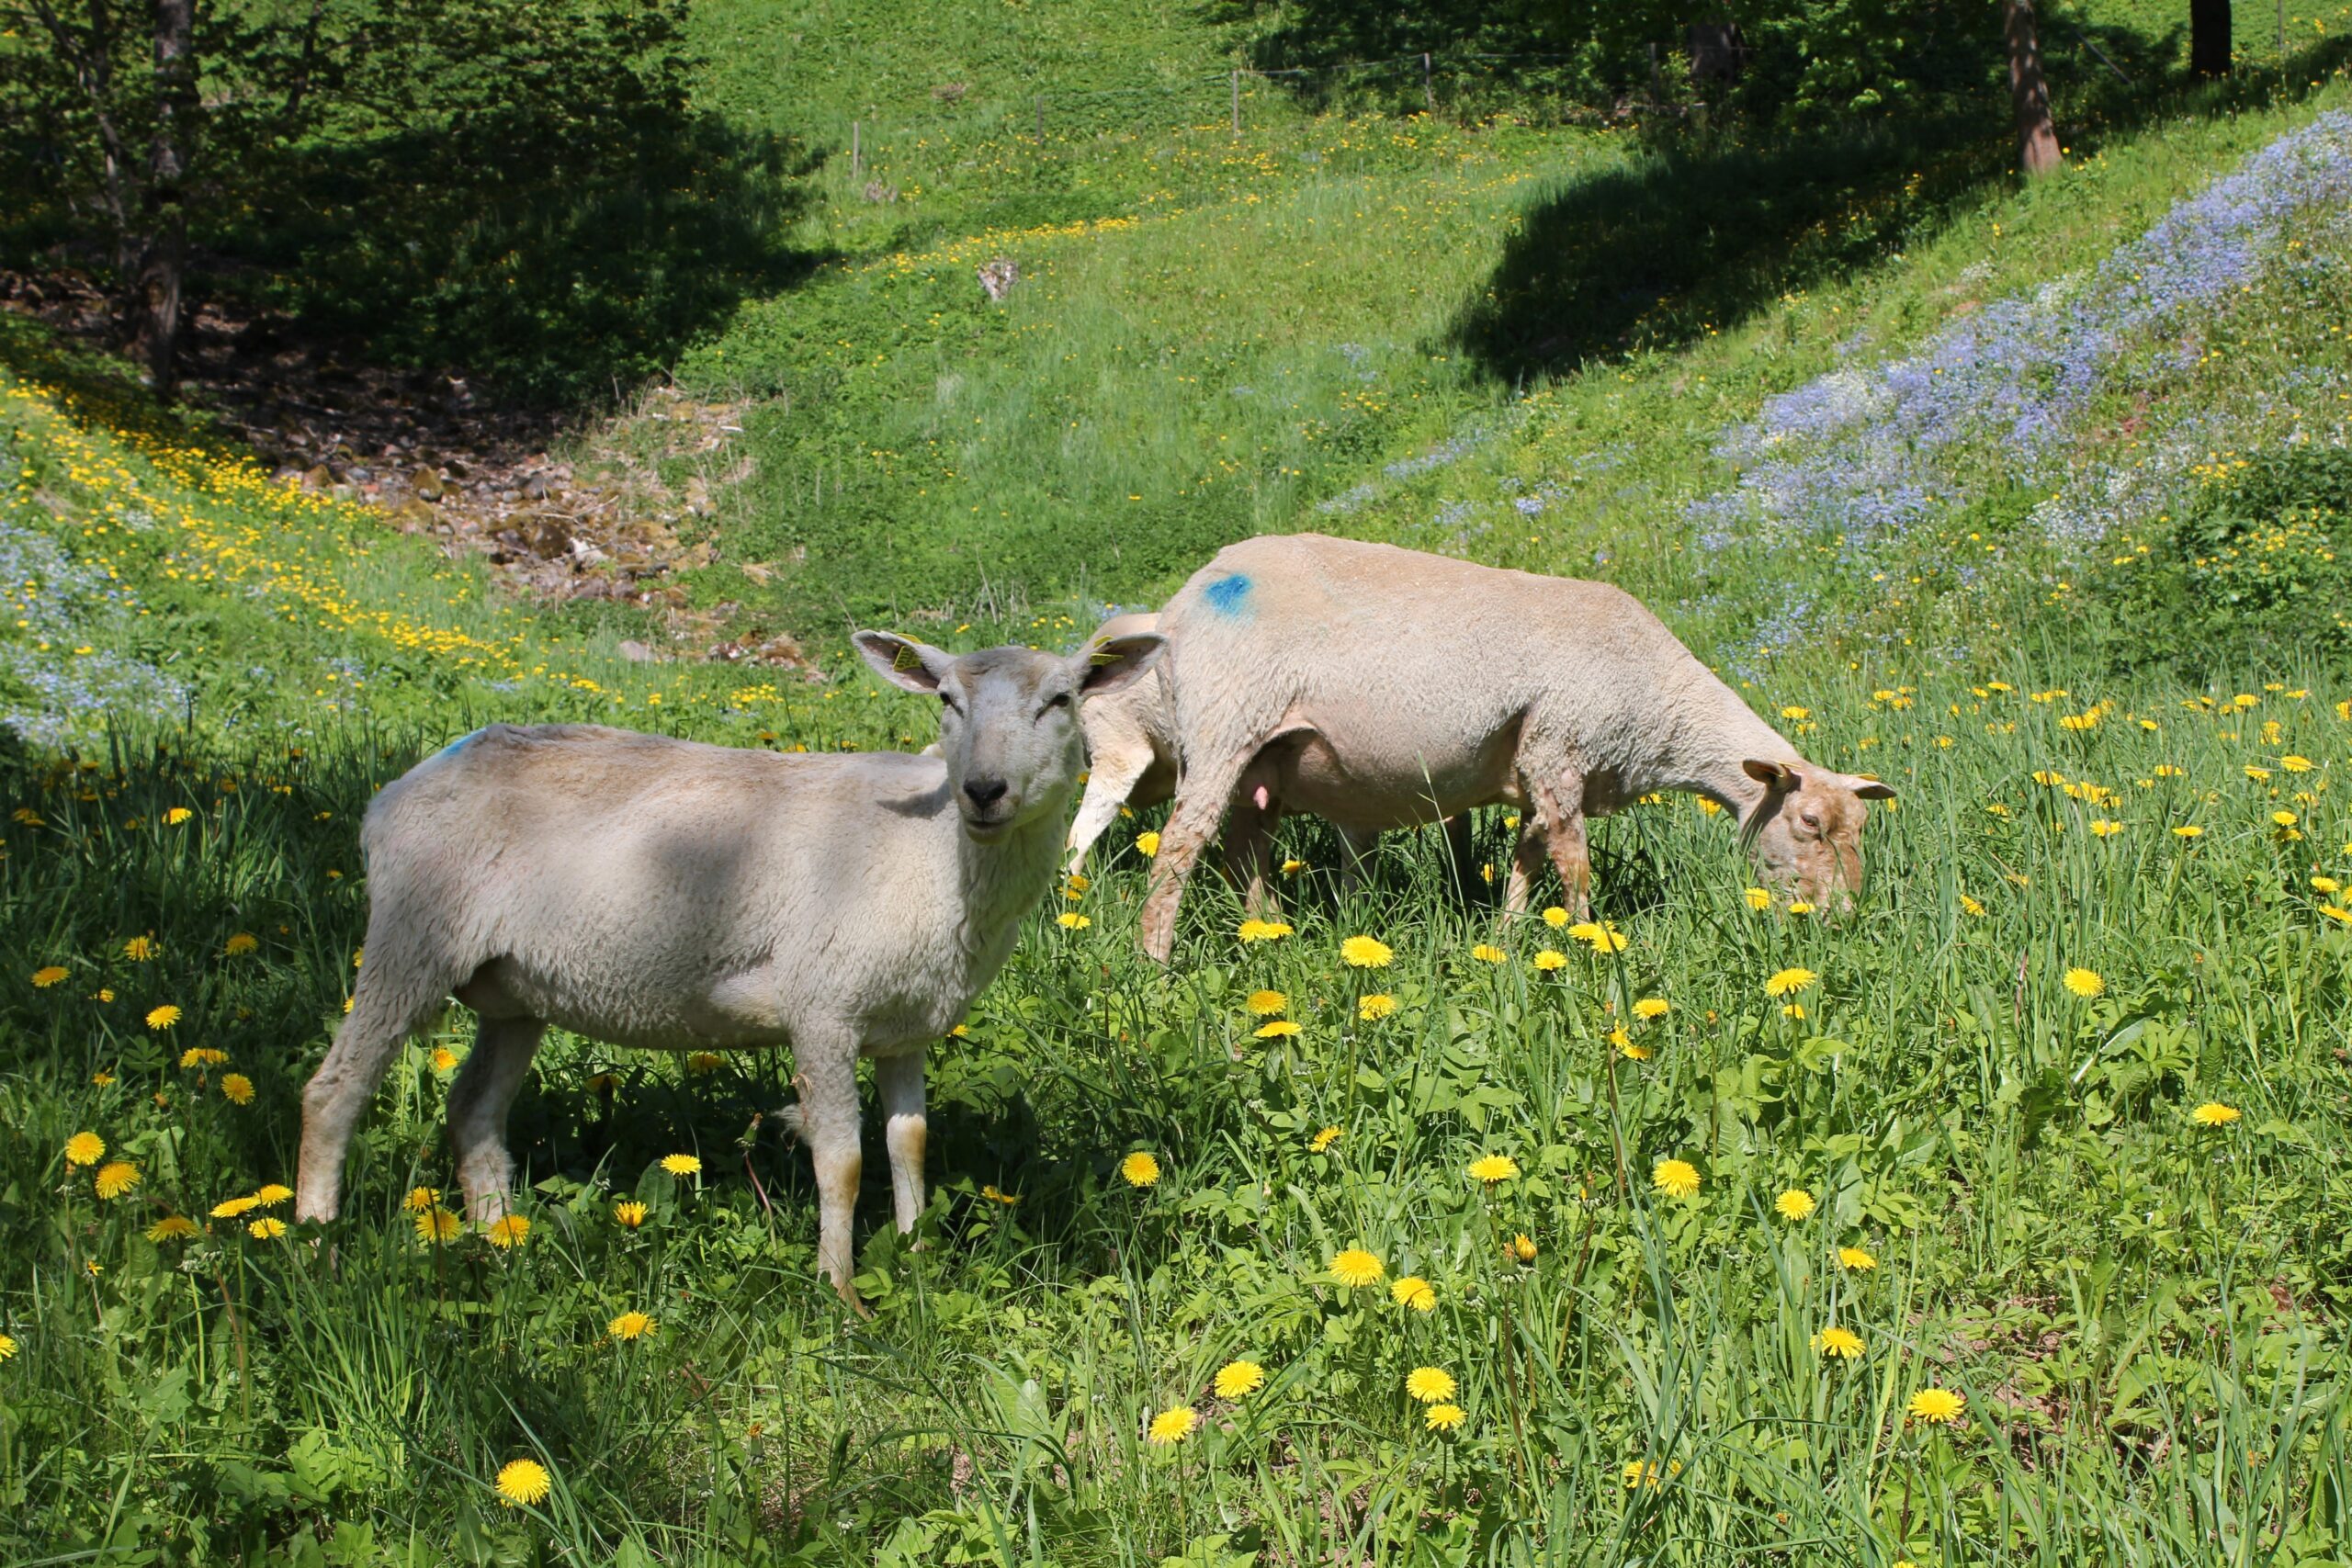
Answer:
[1135, 534, 1892, 961]
[294, 629, 1166, 1306]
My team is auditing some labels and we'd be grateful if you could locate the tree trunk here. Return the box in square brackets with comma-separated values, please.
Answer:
[133, 0, 197, 396]
[2004, 0, 2063, 178]
[2190, 0, 2233, 76]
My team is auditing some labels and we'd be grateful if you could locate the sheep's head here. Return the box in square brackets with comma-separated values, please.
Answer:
[856, 629, 1166, 842]
[1737, 760, 1895, 908]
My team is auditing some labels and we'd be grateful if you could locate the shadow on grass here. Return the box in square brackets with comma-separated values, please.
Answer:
[1447, 34, 2352, 380]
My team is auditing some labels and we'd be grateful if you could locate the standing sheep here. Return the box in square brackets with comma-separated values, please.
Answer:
[294, 629, 1165, 1307]
[1135, 534, 1893, 961]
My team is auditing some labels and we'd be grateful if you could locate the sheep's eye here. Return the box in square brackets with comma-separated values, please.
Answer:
[1799, 812, 1822, 831]
[1047, 691, 1072, 708]
[939, 691, 960, 712]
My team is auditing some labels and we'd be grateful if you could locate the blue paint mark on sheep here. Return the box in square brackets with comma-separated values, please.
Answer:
[1203, 574, 1252, 615]
[432, 728, 484, 762]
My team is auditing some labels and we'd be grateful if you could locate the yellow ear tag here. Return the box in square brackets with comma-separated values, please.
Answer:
[891, 643, 925, 672]
[1089, 647, 1125, 667]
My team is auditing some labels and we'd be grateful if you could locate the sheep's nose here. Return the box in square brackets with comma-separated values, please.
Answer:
[963, 776, 1009, 808]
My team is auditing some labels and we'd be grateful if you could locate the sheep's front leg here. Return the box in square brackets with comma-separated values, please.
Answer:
[875, 1048, 927, 1239]
[1506, 816, 1550, 915]
[1521, 761, 1592, 919]
[794, 1041, 867, 1312]
[1139, 744, 1254, 964]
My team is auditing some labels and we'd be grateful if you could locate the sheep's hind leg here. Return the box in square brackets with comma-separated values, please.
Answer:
[1138, 744, 1255, 964]
[448, 1015, 547, 1226]
[1221, 762, 1283, 919]
[876, 1048, 927, 1239]
[297, 958, 456, 1224]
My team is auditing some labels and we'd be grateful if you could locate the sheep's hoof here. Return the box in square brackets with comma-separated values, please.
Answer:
[836, 1280, 874, 1320]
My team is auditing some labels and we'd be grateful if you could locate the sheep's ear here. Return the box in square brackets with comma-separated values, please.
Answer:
[1849, 774, 1897, 801]
[1742, 759, 1798, 791]
[1074, 633, 1166, 698]
[854, 631, 952, 694]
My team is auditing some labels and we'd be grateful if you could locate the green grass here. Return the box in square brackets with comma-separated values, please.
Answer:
[8, 14, 2352, 1565]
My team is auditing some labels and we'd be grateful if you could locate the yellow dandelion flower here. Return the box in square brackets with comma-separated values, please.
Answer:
[2273, 810, 2300, 829]
[1391, 1275, 1437, 1312]
[1357, 992, 1397, 1021]
[247, 1217, 288, 1240]
[495, 1458, 551, 1507]
[2063, 967, 2105, 998]
[123, 936, 156, 962]
[1907, 1387, 1965, 1425]
[2154, 763, 2183, 777]
[1745, 886, 1772, 910]
[1147, 1406, 1198, 1446]
[164, 807, 193, 826]
[487, 1214, 531, 1248]
[1781, 705, 1811, 720]
[146, 1215, 199, 1242]
[1120, 1151, 1162, 1187]
[1612, 1028, 1648, 1059]
[2245, 765, 2273, 782]
[1507, 1233, 1537, 1262]
[92, 1071, 114, 1086]
[1622, 1459, 1680, 1489]
[1633, 998, 1670, 1020]
[1813, 1326, 1865, 1359]
[2322, 905, 2352, 925]
[1532, 949, 1567, 971]
[1467, 1155, 1521, 1184]
[2173, 824, 2203, 839]
[1135, 830, 1161, 856]
[685, 1051, 723, 1074]
[1570, 921, 1628, 953]
[1340, 935, 1393, 967]
[64, 1131, 105, 1167]
[431, 1045, 458, 1073]
[1254, 1020, 1302, 1039]
[2281, 754, 2313, 772]
[1214, 1359, 1266, 1399]
[1775, 1188, 1815, 1221]
[1470, 942, 1508, 964]
[94, 1161, 140, 1200]
[1424, 1402, 1466, 1433]
[220, 1073, 254, 1104]
[1763, 968, 1817, 998]
[1542, 906, 1571, 927]
[223, 932, 258, 956]
[2190, 1101, 2242, 1126]
[1786, 900, 1815, 916]
[2313, 876, 2341, 895]
[1838, 1247, 1878, 1270]
[1405, 1367, 1457, 1404]
[253, 1184, 291, 1207]
[1329, 1248, 1384, 1288]
[144, 1004, 182, 1031]
[660, 1154, 701, 1177]
[1057, 911, 1091, 930]
[210, 1196, 259, 1219]
[614, 1200, 650, 1228]
[1237, 919, 1293, 942]
[32, 965, 68, 987]
[1653, 1158, 1701, 1199]
[608, 1311, 657, 1341]
[2090, 819, 2124, 837]
[404, 1186, 440, 1212]
[179, 1046, 227, 1068]
[1960, 895, 1987, 917]
[1309, 1125, 1342, 1153]
[1244, 989, 1288, 1016]
[415, 1206, 462, 1243]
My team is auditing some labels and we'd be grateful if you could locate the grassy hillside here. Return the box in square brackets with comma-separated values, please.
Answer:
[6, 15, 2352, 1566]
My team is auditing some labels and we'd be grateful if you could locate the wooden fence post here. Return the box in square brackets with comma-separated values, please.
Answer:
[851, 119, 861, 179]
[1230, 67, 1240, 133]
[1422, 51, 1434, 112]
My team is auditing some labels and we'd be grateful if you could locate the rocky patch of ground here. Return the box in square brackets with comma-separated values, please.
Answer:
[1, 270, 817, 676]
